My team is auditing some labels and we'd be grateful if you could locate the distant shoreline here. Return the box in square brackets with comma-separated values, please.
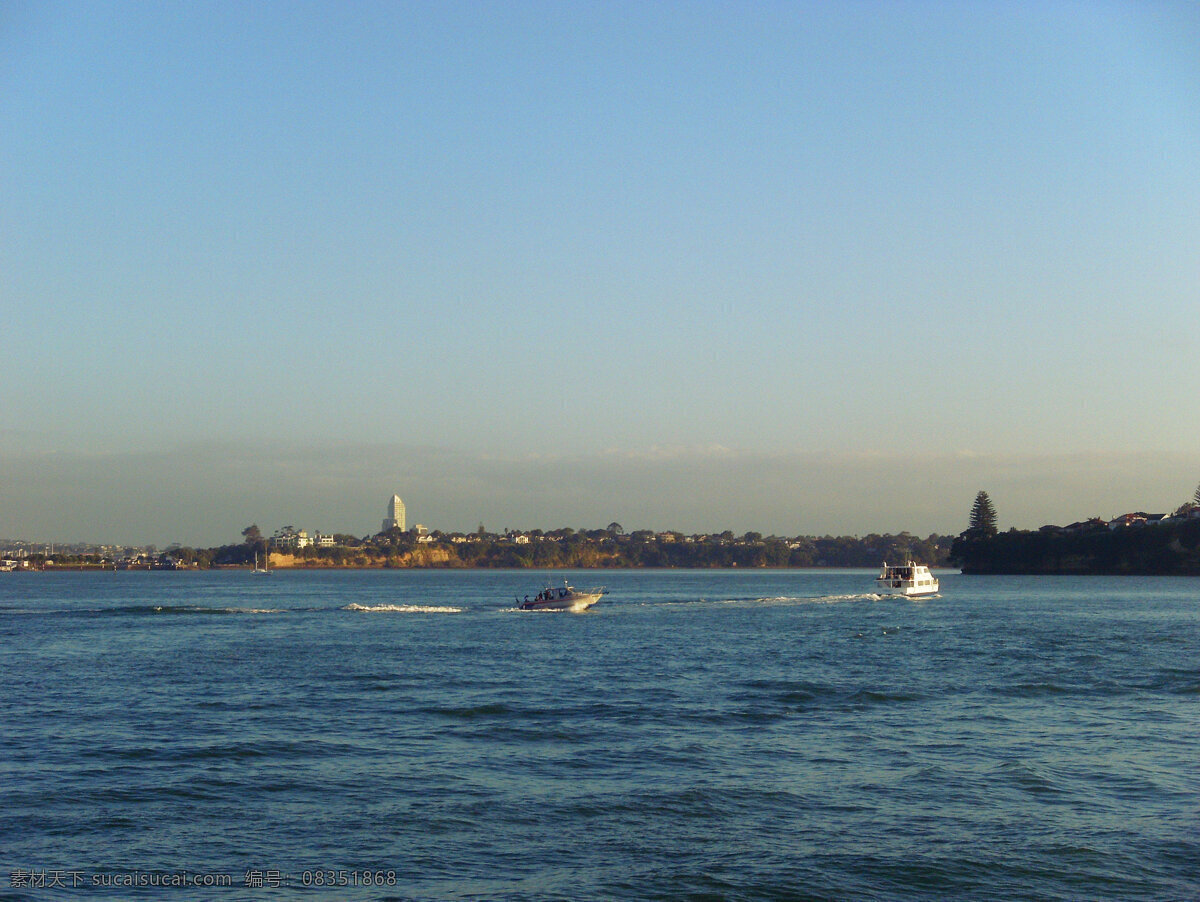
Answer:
[7, 531, 955, 572]
[6, 562, 927, 573]
[12, 518, 1200, 576]
[950, 518, 1200, 576]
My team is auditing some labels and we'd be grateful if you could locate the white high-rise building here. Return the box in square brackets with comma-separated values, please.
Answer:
[382, 494, 406, 533]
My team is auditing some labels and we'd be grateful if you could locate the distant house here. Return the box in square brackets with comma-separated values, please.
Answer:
[1063, 518, 1107, 533]
[271, 526, 311, 548]
[1109, 513, 1150, 529]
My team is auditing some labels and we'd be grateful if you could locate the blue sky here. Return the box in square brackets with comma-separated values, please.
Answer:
[2, 1, 1198, 545]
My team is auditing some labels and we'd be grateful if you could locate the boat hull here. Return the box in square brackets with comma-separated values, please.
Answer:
[875, 580, 938, 597]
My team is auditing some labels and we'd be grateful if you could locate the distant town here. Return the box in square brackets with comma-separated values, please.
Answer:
[4, 490, 1199, 574]
[2, 492, 953, 571]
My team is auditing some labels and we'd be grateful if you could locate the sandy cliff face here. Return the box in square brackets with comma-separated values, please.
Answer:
[266, 547, 454, 568]
[405, 547, 453, 566]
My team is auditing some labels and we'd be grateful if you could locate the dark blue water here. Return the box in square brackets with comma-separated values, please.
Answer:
[1, 570, 1197, 900]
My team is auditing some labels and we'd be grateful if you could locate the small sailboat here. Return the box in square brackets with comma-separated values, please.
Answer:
[252, 551, 270, 574]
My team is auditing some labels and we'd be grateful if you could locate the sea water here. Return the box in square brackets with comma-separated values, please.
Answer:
[1, 569, 1197, 900]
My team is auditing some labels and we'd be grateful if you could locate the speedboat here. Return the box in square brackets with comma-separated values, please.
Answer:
[518, 581, 606, 612]
[876, 561, 939, 597]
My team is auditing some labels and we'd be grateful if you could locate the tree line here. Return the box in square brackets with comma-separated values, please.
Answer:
[164, 527, 955, 570]
[951, 488, 1200, 575]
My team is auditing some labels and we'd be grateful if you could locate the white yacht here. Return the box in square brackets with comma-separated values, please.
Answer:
[876, 561, 938, 597]
[518, 581, 606, 612]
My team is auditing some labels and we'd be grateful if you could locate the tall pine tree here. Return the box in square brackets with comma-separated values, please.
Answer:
[968, 491, 998, 537]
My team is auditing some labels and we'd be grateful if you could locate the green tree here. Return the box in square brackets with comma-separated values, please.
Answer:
[241, 524, 262, 545]
[1194, 482, 1200, 506]
[607, 522, 624, 536]
[378, 526, 414, 551]
[968, 491, 998, 538]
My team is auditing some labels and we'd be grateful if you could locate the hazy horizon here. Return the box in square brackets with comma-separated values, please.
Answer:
[2, 438, 1196, 547]
[3, 2, 1197, 547]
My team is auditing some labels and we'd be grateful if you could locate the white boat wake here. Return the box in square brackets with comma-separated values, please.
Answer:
[342, 603, 462, 614]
